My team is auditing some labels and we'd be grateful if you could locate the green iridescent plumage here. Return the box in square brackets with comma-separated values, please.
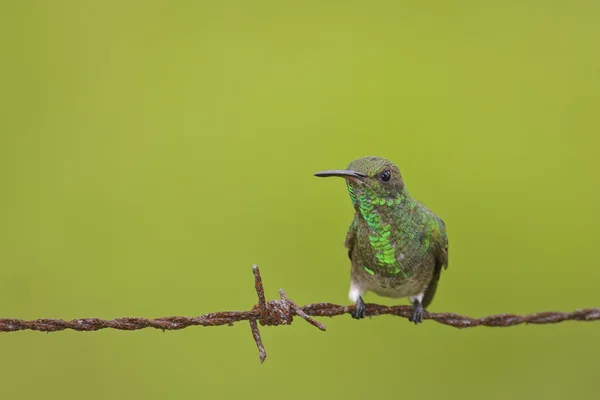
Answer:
[316, 156, 449, 323]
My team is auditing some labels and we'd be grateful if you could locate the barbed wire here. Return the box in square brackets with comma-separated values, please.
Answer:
[1, 265, 598, 363]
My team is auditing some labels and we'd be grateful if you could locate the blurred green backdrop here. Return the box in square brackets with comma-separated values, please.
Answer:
[1, 1, 599, 399]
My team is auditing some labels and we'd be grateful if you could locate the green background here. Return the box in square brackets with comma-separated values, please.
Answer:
[1, 1, 599, 399]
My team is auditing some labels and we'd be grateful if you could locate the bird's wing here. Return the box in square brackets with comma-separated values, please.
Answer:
[344, 214, 359, 260]
[422, 217, 449, 308]
[434, 217, 449, 270]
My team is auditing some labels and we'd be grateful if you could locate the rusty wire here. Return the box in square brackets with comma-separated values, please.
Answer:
[1, 265, 599, 363]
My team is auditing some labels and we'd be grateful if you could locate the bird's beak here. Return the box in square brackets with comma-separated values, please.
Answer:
[314, 170, 367, 180]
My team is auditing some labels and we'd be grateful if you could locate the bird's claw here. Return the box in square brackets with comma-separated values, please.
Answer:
[351, 296, 366, 319]
[410, 302, 424, 324]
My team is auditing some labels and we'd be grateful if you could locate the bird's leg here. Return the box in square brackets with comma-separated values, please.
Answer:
[349, 282, 366, 319]
[352, 296, 366, 319]
[409, 293, 425, 324]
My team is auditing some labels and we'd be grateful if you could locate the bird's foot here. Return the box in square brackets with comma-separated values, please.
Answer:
[409, 301, 424, 324]
[351, 296, 366, 319]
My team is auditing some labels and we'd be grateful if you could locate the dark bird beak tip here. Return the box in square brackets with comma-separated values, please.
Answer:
[313, 172, 336, 178]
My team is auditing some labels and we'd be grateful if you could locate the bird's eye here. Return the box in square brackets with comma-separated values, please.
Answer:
[380, 170, 391, 182]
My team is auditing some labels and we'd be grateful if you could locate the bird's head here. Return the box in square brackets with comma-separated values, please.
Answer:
[314, 156, 405, 207]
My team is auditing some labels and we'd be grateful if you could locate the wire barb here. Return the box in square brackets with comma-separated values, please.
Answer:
[249, 265, 325, 362]
[0, 265, 598, 363]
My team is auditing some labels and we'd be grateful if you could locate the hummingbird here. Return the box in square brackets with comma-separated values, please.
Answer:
[315, 156, 449, 323]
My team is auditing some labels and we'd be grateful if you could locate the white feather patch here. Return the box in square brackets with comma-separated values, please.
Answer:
[409, 293, 424, 304]
[348, 283, 363, 302]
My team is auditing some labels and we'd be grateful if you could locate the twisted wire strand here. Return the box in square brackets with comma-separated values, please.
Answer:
[1, 265, 598, 362]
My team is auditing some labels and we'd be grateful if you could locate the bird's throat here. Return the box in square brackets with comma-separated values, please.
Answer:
[352, 186, 413, 277]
